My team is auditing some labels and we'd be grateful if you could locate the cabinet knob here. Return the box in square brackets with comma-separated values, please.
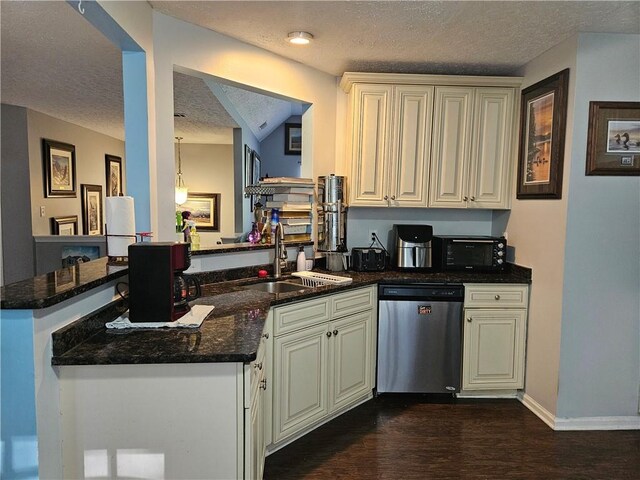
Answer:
[466, 317, 472, 323]
[260, 379, 267, 390]
[262, 333, 269, 339]
[254, 362, 263, 371]
[333, 329, 339, 335]
[463, 196, 469, 201]
[495, 294, 501, 300]
[326, 331, 332, 337]
[470, 196, 476, 201]
[384, 195, 389, 201]
[390, 195, 396, 201]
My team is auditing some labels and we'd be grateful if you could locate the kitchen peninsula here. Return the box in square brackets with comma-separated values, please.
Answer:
[1, 249, 530, 479]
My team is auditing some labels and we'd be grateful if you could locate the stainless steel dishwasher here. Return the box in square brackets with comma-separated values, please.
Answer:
[377, 284, 464, 394]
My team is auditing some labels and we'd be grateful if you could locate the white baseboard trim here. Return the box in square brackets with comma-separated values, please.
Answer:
[519, 393, 640, 431]
[554, 416, 640, 431]
[519, 392, 556, 429]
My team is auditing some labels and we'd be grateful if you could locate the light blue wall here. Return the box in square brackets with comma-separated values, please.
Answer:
[259, 115, 302, 178]
[1, 311, 38, 479]
[557, 33, 640, 418]
[347, 208, 494, 250]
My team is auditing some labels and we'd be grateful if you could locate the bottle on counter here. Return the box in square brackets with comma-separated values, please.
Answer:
[296, 246, 306, 272]
[248, 223, 261, 244]
[191, 225, 200, 250]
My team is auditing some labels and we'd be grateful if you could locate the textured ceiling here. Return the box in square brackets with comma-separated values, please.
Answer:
[149, 1, 640, 76]
[2, 1, 639, 144]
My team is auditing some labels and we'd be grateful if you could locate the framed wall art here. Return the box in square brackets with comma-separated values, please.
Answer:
[51, 216, 78, 235]
[180, 192, 220, 231]
[105, 154, 123, 196]
[284, 123, 302, 155]
[244, 145, 253, 188]
[252, 151, 261, 185]
[516, 69, 570, 199]
[43, 139, 76, 198]
[586, 101, 640, 176]
[81, 184, 104, 235]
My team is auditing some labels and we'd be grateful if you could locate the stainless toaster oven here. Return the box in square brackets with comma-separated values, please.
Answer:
[433, 235, 506, 272]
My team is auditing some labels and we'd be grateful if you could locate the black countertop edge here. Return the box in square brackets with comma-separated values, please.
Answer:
[51, 264, 531, 367]
[1, 257, 128, 310]
[191, 240, 313, 256]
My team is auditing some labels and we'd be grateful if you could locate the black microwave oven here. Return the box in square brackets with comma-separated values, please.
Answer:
[433, 236, 507, 272]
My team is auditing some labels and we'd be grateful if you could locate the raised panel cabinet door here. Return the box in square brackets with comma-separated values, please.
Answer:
[463, 309, 527, 390]
[389, 85, 434, 207]
[328, 310, 373, 413]
[272, 324, 329, 443]
[468, 88, 515, 209]
[429, 87, 474, 208]
[349, 84, 393, 206]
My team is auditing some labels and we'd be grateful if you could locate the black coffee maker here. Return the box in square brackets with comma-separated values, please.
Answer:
[128, 242, 201, 322]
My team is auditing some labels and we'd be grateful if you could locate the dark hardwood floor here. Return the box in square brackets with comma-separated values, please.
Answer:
[264, 395, 640, 479]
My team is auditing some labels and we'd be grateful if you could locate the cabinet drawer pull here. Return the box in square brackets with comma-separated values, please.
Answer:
[495, 295, 501, 300]
[262, 333, 269, 339]
[259, 379, 267, 390]
[326, 331, 332, 337]
[470, 196, 476, 201]
[254, 362, 263, 371]
[463, 196, 468, 201]
[466, 317, 472, 323]
[390, 195, 396, 201]
[333, 329, 339, 335]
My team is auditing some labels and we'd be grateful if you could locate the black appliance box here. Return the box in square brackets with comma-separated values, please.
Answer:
[351, 247, 386, 271]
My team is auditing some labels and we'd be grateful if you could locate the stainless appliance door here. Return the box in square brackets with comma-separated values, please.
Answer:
[377, 299, 462, 393]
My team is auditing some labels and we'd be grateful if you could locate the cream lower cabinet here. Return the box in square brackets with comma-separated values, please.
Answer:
[272, 287, 376, 445]
[462, 284, 528, 390]
[429, 86, 515, 209]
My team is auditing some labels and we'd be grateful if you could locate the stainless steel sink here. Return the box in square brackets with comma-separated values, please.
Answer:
[242, 278, 311, 294]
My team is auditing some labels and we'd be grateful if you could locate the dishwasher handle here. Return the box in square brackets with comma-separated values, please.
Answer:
[378, 284, 464, 302]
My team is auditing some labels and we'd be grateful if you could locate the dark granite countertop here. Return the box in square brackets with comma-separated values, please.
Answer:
[1, 242, 313, 310]
[1, 257, 128, 309]
[51, 264, 530, 366]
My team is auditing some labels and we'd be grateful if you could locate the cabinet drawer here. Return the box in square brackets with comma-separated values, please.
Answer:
[464, 284, 528, 308]
[274, 296, 331, 336]
[331, 287, 375, 318]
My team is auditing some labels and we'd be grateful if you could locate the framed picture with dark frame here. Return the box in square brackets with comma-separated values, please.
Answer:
[284, 123, 302, 155]
[51, 216, 78, 235]
[516, 69, 570, 199]
[179, 192, 220, 232]
[244, 145, 253, 187]
[252, 151, 261, 185]
[105, 154, 123, 196]
[43, 138, 76, 198]
[586, 101, 640, 176]
[81, 184, 104, 235]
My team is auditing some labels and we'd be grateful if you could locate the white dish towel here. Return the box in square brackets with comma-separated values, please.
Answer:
[106, 305, 214, 329]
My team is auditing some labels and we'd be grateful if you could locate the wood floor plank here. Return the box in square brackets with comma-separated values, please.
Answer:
[264, 395, 640, 479]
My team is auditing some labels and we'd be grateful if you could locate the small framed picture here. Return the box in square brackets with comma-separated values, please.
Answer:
[252, 151, 261, 185]
[244, 145, 253, 187]
[81, 184, 104, 235]
[54, 265, 77, 291]
[180, 192, 220, 231]
[516, 69, 570, 199]
[586, 101, 640, 176]
[51, 216, 78, 235]
[105, 154, 123, 196]
[43, 139, 76, 198]
[285, 123, 302, 155]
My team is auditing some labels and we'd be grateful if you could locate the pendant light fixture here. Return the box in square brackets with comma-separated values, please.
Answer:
[175, 136, 188, 205]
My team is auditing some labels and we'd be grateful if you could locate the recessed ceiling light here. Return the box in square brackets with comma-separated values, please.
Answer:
[287, 31, 313, 45]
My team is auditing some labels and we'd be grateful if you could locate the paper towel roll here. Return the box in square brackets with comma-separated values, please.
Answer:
[106, 196, 136, 257]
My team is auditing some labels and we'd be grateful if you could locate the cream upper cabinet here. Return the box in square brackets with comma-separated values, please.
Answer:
[348, 84, 394, 206]
[429, 86, 515, 209]
[348, 84, 433, 207]
[428, 87, 474, 208]
[341, 73, 521, 210]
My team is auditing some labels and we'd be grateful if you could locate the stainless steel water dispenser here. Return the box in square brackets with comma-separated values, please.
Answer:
[317, 175, 348, 270]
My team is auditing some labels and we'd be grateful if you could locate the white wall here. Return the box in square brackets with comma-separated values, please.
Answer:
[178, 143, 235, 243]
[152, 12, 338, 241]
[507, 35, 578, 416]
[556, 33, 640, 419]
[27, 109, 125, 235]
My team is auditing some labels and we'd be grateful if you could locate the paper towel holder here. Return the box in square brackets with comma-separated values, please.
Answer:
[106, 233, 137, 266]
